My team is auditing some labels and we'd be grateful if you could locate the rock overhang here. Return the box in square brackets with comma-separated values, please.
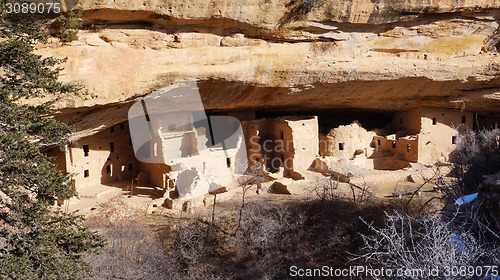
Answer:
[32, 0, 500, 135]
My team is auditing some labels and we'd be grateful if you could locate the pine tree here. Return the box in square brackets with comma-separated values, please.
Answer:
[0, 8, 105, 280]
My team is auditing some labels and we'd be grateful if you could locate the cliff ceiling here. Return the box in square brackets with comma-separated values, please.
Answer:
[37, 0, 500, 133]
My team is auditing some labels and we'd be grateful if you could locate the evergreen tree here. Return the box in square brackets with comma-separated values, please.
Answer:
[0, 8, 104, 280]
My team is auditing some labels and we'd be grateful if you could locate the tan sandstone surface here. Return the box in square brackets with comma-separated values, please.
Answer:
[33, 0, 500, 134]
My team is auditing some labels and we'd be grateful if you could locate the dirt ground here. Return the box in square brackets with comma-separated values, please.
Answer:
[63, 161, 447, 223]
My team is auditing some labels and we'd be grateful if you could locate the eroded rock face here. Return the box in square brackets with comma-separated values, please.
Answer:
[36, 0, 500, 134]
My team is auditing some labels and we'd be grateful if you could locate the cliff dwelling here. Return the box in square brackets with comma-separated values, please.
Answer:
[48, 110, 248, 210]
[46, 122, 140, 190]
[5, 1, 500, 277]
[242, 116, 318, 179]
[384, 107, 473, 165]
[47, 106, 475, 210]
[316, 107, 473, 170]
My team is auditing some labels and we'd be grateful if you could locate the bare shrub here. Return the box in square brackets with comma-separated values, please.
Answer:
[308, 175, 374, 206]
[387, 169, 447, 216]
[84, 194, 391, 279]
[453, 128, 500, 192]
[137, 198, 308, 279]
[238, 200, 306, 279]
[350, 178, 375, 205]
[83, 198, 173, 279]
[168, 221, 224, 280]
[357, 211, 499, 279]
[307, 175, 340, 203]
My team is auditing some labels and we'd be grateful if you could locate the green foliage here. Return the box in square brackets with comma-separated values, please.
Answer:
[0, 38, 81, 100]
[49, 9, 83, 43]
[0, 205, 105, 279]
[86, 22, 107, 32]
[0, 1, 48, 41]
[0, 8, 104, 280]
[279, 0, 327, 27]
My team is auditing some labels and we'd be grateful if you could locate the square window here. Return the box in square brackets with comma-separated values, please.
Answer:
[83, 144, 89, 157]
[339, 143, 345, 151]
[84, 169, 89, 178]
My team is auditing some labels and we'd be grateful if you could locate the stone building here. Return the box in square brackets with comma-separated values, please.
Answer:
[46, 121, 140, 191]
[137, 112, 247, 201]
[376, 107, 473, 164]
[242, 116, 319, 178]
[47, 105, 474, 211]
[372, 134, 418, 161]
[319, 121, 376, 159]
[48, 112, 247, 210]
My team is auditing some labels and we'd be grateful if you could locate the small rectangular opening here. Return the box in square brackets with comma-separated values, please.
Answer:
[120, 123, 125, 130]
[110, 126, 115, 133]
[461, 116, 466, 124]
[106, 164, 112, 175]
[110, 142, 115, 153]
[69, 147, 74, 164]
[452, 136, 457, 144]
[84, 169, 89, 178]
[83, 144, 89, 157]
[128, 163, 133, 171]
[377, 139, 381, 145]
[279, 131, 284, 139]
[339, 143, 345, 151]
[392, 141, 397, 149]
[182, 201, 190, 212]
[432, 118, 437, 125]
[226, 157, 231, 168]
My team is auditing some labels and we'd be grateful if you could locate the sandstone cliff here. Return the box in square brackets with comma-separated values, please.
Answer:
[37, 0, 500, 133]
